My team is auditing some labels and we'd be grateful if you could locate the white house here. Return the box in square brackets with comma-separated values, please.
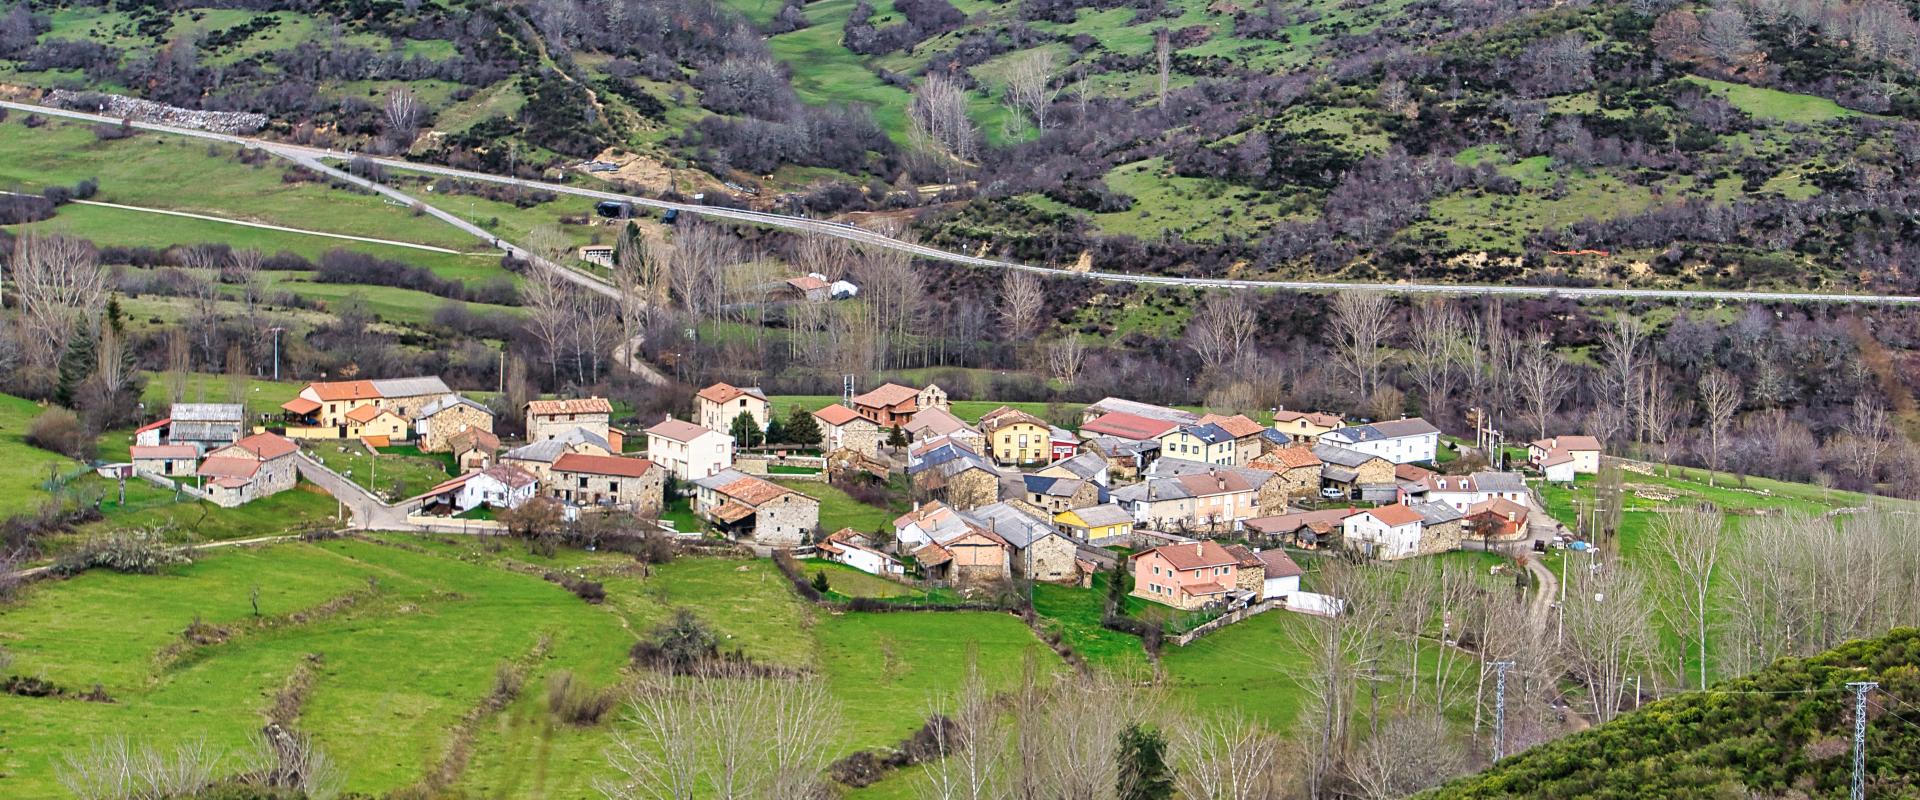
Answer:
[644, 418, 734, 481]
[1256, 549, 1303, 601]
[1342, 503, 1426, 560]
[818, 529, 904, 577]
[1530, 435, 1601, 478]
[420, 464, 539, 513]
[1419, 471, 1530, 513]
[1320, 418, 1441, 465]
[892, 501, 972, 551]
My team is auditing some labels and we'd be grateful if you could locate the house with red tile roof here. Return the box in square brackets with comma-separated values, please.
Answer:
[813, 403, 882, 457]
[1080, 411, 1179, 442]
[548, 453, 663, 512]
[696, 383, 769, 434]
[1342, 503, 1428, 560]
[1130, 540, 1243, 610]
[1528, 435, 1601, 481]
[644, 418, 734, 481]
[526, 397, 614, 443]
[851, 383, 947, 429]
[691, 469, 821, 546]
[196, 433, 299, 507]
[281, 377, 451, 437]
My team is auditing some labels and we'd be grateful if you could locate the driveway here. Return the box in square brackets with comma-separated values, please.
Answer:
[294, 454, 417, 531]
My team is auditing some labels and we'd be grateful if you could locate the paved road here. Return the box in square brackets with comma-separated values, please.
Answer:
[9, 99, 1920, 305]
[293, 453, 416, 530]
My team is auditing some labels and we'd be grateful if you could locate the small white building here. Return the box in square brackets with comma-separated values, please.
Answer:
[1342, 503, 1426, 560]
[644, 417, 734, 481]
[818, 529, 904, 577]
[1255, 549, 1303, 601]
[1320, 418, 1441, 465]
[1540, 456, 1578, 483]
[1420, 471, 1530, 513]
[1529, 435, 1601, 477]
[420, 464, 539, 513]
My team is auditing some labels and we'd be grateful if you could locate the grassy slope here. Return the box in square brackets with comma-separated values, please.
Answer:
[0, 393, 86, 517]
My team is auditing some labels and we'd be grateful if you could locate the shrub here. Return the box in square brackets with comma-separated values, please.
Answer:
[51, 528, 192, 576]
[629, 609, 718, 672]
[811, 570, 831, 593]
[545, 670, 618, 725]
[26, 407, 94, 460]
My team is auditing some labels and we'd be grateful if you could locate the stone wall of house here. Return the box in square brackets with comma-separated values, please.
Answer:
[1255, 477, 1289, 516]
[420, 405, 495, 452]
[552, 468, 663, 512]
[258, 455, 298, 496]
[1235, 563, 1265, 594]
[754, 494, 821, 546]
[935, 468, 999, 510]
[1267, 466, 1313, 504]
[1354, 459, 1396, 486]
[1020, 536, 1082, 583]
[1417, 519, 1465, 556]
[837, 422, 882, 458]
[530, 414, 610, 442]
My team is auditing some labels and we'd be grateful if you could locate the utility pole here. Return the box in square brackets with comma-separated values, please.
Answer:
[1848, 681, 1877, 800]
[1493, 660, 1515, 761]
[267, 327, 284, 381]
[1631, 675, 1641, 711]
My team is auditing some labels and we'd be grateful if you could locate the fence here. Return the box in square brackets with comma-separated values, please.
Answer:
[136, 471, 209, 500]
[1170, 601, 1277, 647]
[404, 514, 508, 535]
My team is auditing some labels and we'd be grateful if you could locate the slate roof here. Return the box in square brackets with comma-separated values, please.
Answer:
[369, 376, 452, 397]
[1170, 422, 1235, 445]
[1064, 503, 1133, 527]
[1198, 413, 1266, 439]
[420, 395, 492, 418]
[1328, 418, 1441, 443]
[959, 502, 1054, 548]
[1023, 475, 1086, 497]
[1045, 451, 1107, 481]
[1313, 443, 1383, 468]
[1411, 501, 1465, 525]
[172, 403, 243, 422]
[1084, 398, 1200, 425]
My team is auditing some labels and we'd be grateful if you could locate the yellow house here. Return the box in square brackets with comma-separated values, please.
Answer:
[345, 405, 410, 442]
[978, 406, 1052, 466]
[1271, 410, 1344, 443]
[1155, 422, 1238, 466]
[1054, 503, 1134, 541]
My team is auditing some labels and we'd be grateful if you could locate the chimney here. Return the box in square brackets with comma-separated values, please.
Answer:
[1194, 543, 1203, 557]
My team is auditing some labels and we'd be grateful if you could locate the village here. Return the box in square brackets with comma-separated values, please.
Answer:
[114, 374, 1603, 626]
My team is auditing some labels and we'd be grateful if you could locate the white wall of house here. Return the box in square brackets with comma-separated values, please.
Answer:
[1263, 573, 1301, 601]
[829, 547, 903, 577]
[1543, 461, 1577, 483]
[454, 474, 535, 512]
[1327, 432, 1438, 464]
[1342, 513, 1423, 559]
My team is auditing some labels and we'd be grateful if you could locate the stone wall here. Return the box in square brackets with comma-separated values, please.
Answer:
[1019, 535, 1082, 583]
[754, 493, 821, 546]
[1417, 518, 1466, 556]
[49, 90, 268, 134]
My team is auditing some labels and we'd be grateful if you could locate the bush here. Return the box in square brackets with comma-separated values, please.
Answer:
[26, 407, 94, 460]
[545, 669, 618, 725]
[51, 529, 192, 576]
[810, 570, 831, 593]
[629, 609, 719, 672]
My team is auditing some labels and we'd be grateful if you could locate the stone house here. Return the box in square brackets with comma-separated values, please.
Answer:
[1314, 443, 1397, 501]
[280, 376, 452, 438]
[197, 433, 299, 508]
[501, 429, 612, 482]
[526, 397, 614, 443]
[168, 403, 246, 453]
[131, 445, 199, 477]
[692, 470, 821, 547]
[416, 395, 495, 453]
[548, 453, 664, 513]
[914, 524, 1011, 587]
[450, 429, 502, 473]
[963, 502, 1082, 584]
[1250, 446, 1322, 507]
[814, 404, 882, 458]
[907, 439, 1001, 510]
[1021, 475, 1100, 515]
[1411, 501, 1467, 555]
[1198, 414, 1269, 466]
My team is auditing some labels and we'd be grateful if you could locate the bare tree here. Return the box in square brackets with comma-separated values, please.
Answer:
[908, 73, 978, 163]
[225, 248, 265, 323]
[1516, 337, 1572, 440]
[521, 266, 572, 383]
[668, 220, 739, 322]
[1329, 290, 1394, 404]
[1638, 365, 1683, 471]
[851, 245, 925, 369]
[1187, 291, 1258, 379]
[1649, 506, 1724, 690]
[59, 737, 225, 800]
[610, 227, 654, 372]
[166, 328, 191, 405]
[1404, 298, 1464, 424]
[1698, 370, 1742, 485]
[1001, 49, 1057, 132]
[1046, 334, 1086, 386]
[794, 231, 852, 281]
[383, 85, 423, 149]
[1154, 28, 1171, 108]
[176, 244, 225, 366]
[1561, 562, 1656, 724]
[1597, 318, 1647, 446]
[919, 659, 1003, 800]
[600, 672, 839, 800]
[1841, 396, 1894, 488]
[998, 271, 1045, 340]
[8, 234, 107, 371]
[1172, 713, 1287, 800]
[1348, 714, 1465, 800]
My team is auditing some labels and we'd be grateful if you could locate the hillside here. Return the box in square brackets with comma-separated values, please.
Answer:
[3, 0, 1918, 289]
[1425, 628, 1920, 799]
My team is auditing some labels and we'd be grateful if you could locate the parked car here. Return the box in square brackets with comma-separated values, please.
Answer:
[1320, 487, 1344, 499]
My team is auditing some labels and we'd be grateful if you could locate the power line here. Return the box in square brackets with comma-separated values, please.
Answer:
[1848, 681, 1877, 800]
[1493, 660, 1514, 761]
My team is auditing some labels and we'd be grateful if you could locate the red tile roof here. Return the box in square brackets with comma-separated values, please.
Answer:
[715, 474, 794, 506]
[552, 453, 657, 478]
[1258, 446, 1322, 471]
[306, 380, 381, 402]
[1257, 549, 1304, 578]
[344, 404, 388, 424]
[131, 444, 198, 460]
[852, 383, 920, 409]
[528, 397, 613, 416]
[645, 418, 714, 442]
[1199, 413, 1266, 439]
[1081, 412, 1178, 441]
[1274, 410, 1342, 427]
[134, 418, 171, 435]
[231, 433, 298, 460]
[697, 383, 765, 404]
[280, 397, 321, 415]
[786, 275, 830, 291]
[197, 456, 260, 480]
[1134, 540, 1238, 570]
[813, 404, 863, 426]
[1365, 504, 1424, 527]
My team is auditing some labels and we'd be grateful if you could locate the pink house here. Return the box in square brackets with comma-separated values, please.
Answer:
[1129, 540, 1240, 610]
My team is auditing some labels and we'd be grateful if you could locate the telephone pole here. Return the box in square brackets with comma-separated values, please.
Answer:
[1493, 660, 1515, 761]
[1848, 681, 1877, 800]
